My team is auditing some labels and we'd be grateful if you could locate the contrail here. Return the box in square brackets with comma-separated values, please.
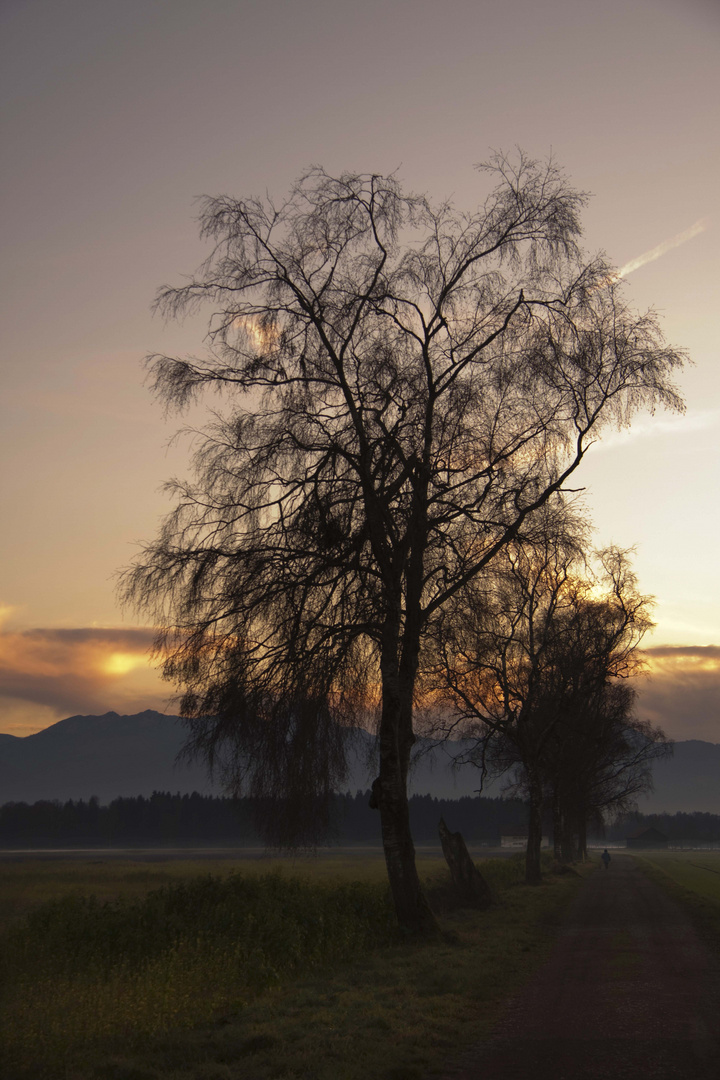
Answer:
[617, 217, 709, 278]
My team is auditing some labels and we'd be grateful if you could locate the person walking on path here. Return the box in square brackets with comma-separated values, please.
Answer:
[601, 849, 611, 869]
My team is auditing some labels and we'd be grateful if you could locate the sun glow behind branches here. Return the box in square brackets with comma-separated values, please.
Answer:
[233, 315, 278, 351]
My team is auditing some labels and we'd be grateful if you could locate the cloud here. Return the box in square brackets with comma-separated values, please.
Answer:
[636, 645, 720, 743]
[3, 629, 719, 746]
[617, 218, 709, 279]
[0, 626, 168, 735]
[645, 645, 720, 661]
[591, 409, 719, 453]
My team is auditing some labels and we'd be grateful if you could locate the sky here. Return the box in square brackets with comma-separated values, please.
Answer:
[1, 0, 719, 742]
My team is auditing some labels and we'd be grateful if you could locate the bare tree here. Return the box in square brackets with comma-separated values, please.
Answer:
[121, 154, 685, 934]
[433, 541, 662, 882]
[545, 682, 671, 862]
[537, 550, 670, 862]
[494, 683, 670, 864]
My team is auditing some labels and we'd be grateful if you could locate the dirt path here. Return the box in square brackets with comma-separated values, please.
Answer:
[438, 855, 720, 1079]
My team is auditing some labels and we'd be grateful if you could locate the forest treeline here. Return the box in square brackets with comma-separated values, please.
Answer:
[2, 791, 719, 847]
[0, 791, 528, 847]
[603, 810, 720, 844]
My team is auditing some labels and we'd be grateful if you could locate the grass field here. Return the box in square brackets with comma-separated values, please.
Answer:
[0, 851, 589, 1080]
[633, 850, 720, 948]
[634, 851, 720, 903]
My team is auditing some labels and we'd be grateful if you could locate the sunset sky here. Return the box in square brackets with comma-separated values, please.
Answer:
[1, 0, 718, 742]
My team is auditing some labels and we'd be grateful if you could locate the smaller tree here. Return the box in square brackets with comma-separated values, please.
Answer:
[430, 534, 663, 883]
[544, 682, 670, 861]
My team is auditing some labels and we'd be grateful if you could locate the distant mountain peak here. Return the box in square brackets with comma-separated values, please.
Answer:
[26, 709, 183, 744]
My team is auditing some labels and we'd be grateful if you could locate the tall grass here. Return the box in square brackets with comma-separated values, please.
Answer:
[0, 870, 393, 1075]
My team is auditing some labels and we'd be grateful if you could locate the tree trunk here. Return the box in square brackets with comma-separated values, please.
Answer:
[577, 812, 587, 862]
[552, 791, 563, 862]
[559, 803, 578, 862]
[439, 817, 496, 908]
[373, 671, 439, 936]
[525, 771, 544, 885]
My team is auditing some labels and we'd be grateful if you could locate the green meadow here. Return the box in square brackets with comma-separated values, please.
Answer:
[634, 850, 720, 902]
[0, 851, 588, 1080]
[634, 850, 720, 946]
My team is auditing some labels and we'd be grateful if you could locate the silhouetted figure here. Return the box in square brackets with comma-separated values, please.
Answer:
[601, 849, 611, 870]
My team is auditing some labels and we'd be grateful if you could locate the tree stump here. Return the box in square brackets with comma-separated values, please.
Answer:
[438, 817, 496, 909]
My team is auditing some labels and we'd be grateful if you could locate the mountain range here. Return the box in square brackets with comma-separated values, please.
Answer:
[1, 710, 719, 814]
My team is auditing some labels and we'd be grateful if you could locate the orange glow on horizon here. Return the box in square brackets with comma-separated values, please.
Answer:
[644, 652, 720, 676]
[102, 651, 150, 677]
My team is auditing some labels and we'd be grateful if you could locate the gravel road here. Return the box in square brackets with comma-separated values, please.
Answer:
[438, 854, 720, 1079]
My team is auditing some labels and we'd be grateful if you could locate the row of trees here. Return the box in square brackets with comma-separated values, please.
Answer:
[606, 811, 720, 845]
[429, 532, 670, 882]
[122, 152, 685, 933]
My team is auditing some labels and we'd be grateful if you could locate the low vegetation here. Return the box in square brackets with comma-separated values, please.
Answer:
[0, 853, 587, 1079]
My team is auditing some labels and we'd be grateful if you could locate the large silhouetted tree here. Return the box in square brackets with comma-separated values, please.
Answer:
[122, 154, 684, 933]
